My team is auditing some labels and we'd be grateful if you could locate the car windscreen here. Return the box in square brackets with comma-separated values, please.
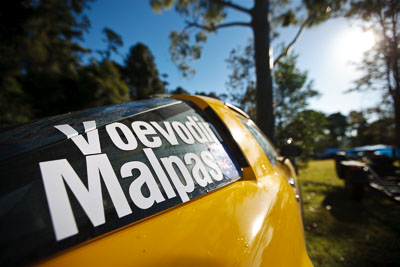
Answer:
[0, 100, 241, 265]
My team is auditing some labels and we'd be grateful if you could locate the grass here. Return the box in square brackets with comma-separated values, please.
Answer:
[298, 160, 400, 267]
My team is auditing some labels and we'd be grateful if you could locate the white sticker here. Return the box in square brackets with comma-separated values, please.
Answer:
[143, 148, 176, 199]
[171, 121, 195, 144]
[121, 161, 165, 209]
[150, 121, 179, 146]
[106, 122, 138, 151]
[131, 121, 162, 148]
[184, 153, 213, 187]
[161, 155, 195, 202]
[185, 116, 209, 143]
[55, 121, 101, 155]
[39, 154, 131, 241]
[201, 151, 223, 181]
[40, 115, 236, 242]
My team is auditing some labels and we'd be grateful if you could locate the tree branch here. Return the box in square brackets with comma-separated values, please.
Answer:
[218, 0, 251, 14]
[273, 14, 316, 66]
[185, 20, 251, 32]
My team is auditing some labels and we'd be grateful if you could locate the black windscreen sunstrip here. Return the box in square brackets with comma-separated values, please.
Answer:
[0, 101, 241, 265]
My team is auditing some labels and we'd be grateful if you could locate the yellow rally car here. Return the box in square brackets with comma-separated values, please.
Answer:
[0, 95, 312, 266]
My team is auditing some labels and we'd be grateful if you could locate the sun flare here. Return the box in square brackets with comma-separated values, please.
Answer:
[335, 28, 376, 63]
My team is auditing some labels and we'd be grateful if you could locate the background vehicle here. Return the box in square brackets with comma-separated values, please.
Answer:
[0, 95, 311, 266]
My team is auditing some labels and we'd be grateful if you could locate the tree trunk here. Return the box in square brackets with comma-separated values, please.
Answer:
[394, 90, 400, 159]
[251, 0, 275, 143]
[392, 51, 400, 159]
[390, 13, 400, 159]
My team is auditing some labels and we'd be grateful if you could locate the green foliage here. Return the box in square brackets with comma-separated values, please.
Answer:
[350, 41, 390, 94]
[363, 117, 395, 145]
[169, 30, 204, 76]
[226, 43, 320, 122]
[20, 59, 130, 118]
[279, 110, 329, 166]
[279, 10, 298, 27]
[274, 54, 320, 131]
[0, 77, 32, 126]
[347, 111, 369, 147]
[153, 0, 340, 77]
[150, 0, 175, 13]
[22, 67, 80, 117]
[318, 110, 396, 151]
[225, 39, 257, 119]
[322, 110, 395, 150]
[123, 43, 166, 100]
[194, 91, 220, 99]
[274, 54, 321, 162]
[0, 0, 91, 74]
[326, 112, 348, 148]
[301, 0, 343, 24]
[172, 0, 226, 28]
[170, 86, 189, 95]
[345, 0, 400, 155]
[0, 1, 172, 127]
[78, 61, 130, 107]
[346, 0, 400, 21]
[225, 43, 321, 162]
[98, 27, 123, 61]
[151, 0, 343, 141]
[153, 0, 226, 76]
[0, 0, 93, 124]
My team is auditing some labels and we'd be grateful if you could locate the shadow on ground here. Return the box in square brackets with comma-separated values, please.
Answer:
[302, 181, 400, 267]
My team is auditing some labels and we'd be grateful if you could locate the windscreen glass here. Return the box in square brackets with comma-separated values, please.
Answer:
[0, 101, 241, 265]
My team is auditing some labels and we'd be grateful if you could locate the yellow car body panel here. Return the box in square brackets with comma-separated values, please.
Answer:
[39, 95, 312, 267]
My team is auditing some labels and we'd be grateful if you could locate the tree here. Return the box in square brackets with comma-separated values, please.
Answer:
[225, 46, 320, 142]
[346, 0, 400, 156]
[98, 27, 123, 61]
[123, 43, 166, 100]
[78, 61, 130, 108]
[364, 117, 395, 145]
[0, 77, 32, 125]
[150, 0, 338, 142]
[195, 91, 221, 99]
[225, 39, 257, 118]
[279, 109, 329, 166]
[0, 0, 92, 123]
[170, 86, 190, 95]
[0, 0, 136, 126]
[273, 53, 320, 145]
[327, 112, 348, 148]
[347, 110, 369, 147]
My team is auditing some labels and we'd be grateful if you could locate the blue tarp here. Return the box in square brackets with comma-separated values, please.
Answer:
[346, 144, 399, 157]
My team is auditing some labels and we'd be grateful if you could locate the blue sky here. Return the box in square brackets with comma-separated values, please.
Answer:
[82, 1, 380, 117]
